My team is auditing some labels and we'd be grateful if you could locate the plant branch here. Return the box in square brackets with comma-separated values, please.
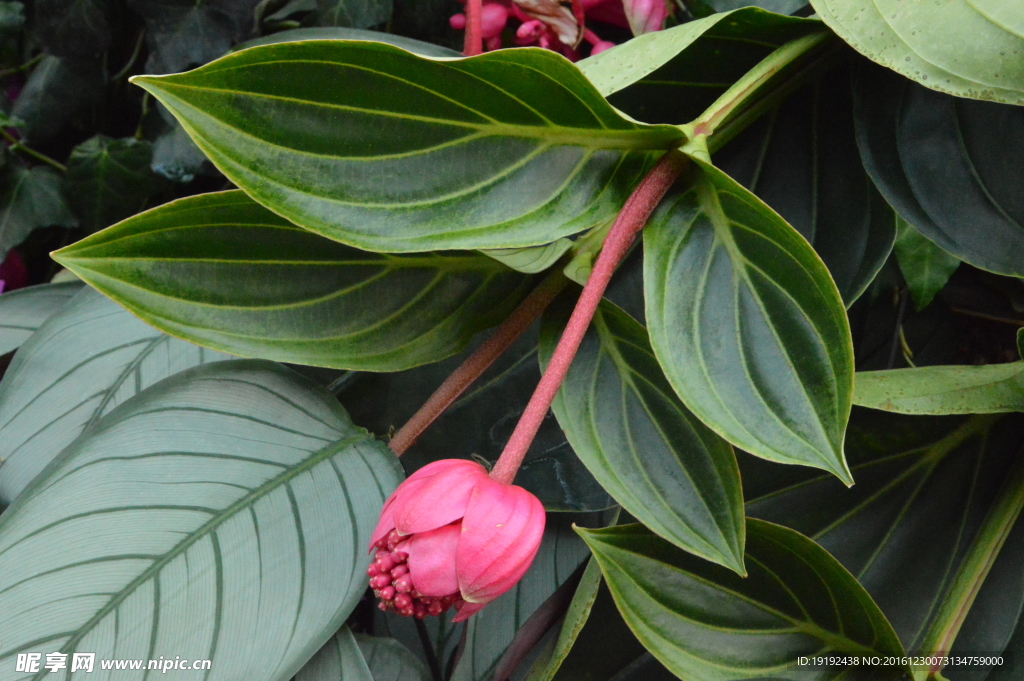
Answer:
[0, 53, 43, 79]
[388, 269, 570, 456]
[463, 0, 483, 56]
[489, 150, 689, 485]
[113, 30, 147, 81]
[0, 129, 67, 172]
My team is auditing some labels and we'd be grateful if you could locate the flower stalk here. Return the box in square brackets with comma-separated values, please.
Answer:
[463, 0, 484, 56]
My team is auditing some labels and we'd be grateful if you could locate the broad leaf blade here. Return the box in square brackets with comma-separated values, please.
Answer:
[578, 521, 907, 680]
[355, 634, 431, 681]
[0, 360, 403, 680]
[0, 288, 233, 504]
[644, 159, 854, 482]
[540, 295, 745, 573]
[854, 364, 1024, 415]
[892, 216, 960, 311]
[0, 281, 83, 355]
[296, 627, 375, 681]
[810, 0, 1024, 104]
[234, 27, 462, 58]
[131, 41, 683, 252]
[0, 164, 77, 260]
[52, 191, 535, 371]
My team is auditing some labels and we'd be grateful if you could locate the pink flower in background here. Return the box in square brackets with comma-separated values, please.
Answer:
[622, 0, 667, 35]
[0, 249, 28, 294]
[367, 459, 546, 621]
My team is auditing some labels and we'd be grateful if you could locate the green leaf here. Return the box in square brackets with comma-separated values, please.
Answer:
[0, 164, 78, 261]
[10, 55, 102, 145]
[854, 63, 1024, 277]
[0, 360, 403, 679]
[297, 627, 375, 681]
[892, 216, 960, 311]
[0, 281, 83, 355]
[809, 0, 1024, 104]
[541, 295, 745, 572]
[131, 41, 684, 252]
[0, 1, 24, 32]
[0, 287, 233, 504]
[704, 0, 806, 13]
[853, 363, 1024, 415]
[32, 0, 111, 56]
[128, 0, 254, 74]
[746, 410, 1024, 659]
[576, 8, 819, 124]
[644, 158, 854, 482]
[578, 521, 907, 680]
[234, 27, 462, 58]
[715, 63, 895, 306]
[318, 0, 391, 29]
[52, 190, 535, 371]
[151, 112, 217, 183]
[481, 239, 574, 274]
[65, 136, 167, 233]
[355, 634, 432, 681]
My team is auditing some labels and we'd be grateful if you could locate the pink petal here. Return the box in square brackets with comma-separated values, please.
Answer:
[451, 600, 487, 623]
[405, 523, 462, 597]
[367, 496, 397, 551]
[392, 460, 489, 535]
[456, 479, 546, 604]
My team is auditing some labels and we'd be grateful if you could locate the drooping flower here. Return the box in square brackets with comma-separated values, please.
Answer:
[367, 459, 546, 621]
[622, 0, 666, 35]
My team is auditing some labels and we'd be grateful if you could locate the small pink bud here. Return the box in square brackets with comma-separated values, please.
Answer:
[370, 574, 391, 589]
[390, 564, 408, 578]
[367, 563, 381, 577]
[480, 3, 508, 39]
[516, 19, 545, 41]
[590, 40, 616, 55]
[394, 574, 414, 593]
[449, 13, 467, 29]
[376, 553, 396, 572]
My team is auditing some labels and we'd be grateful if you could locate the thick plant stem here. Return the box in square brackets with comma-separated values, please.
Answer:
[489, 150, 689, 485]
[389, 269, 569, 456]
[463, 0, 483, 56]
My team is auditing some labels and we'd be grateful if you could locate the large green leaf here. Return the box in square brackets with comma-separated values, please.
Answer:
[541, 295, 745, 572]
[853, 364, 1024, 415]
[295, 627, 430, 681]
[0, 281, 83, 355]
[131, 41, 683, 252]
[0, 287, 232, 504]
[853, 64, 1024, 277]
[892, 216, 960, 312]
[809, 0, 1024, 104]
[354, 634, 431, 681]
[0, 360, 403, 680]
[578, 521, 907, 680]
[234, 27, 461, 58]
[576, 7, 819, 123]
[10, 55, 102, 145]
[127, 0, 254, 74]
[32, 0, 111, 56]
[715, 63, 895, 306]
[0, 164, 77, 261]
[644, 158, 854, 482]
[52, 191, 535, 371]
[318, 0, 391, 29]
[746, 410, 1024, 660]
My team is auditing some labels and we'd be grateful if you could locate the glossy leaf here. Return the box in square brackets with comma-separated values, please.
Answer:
[0, 360, 404, 680]
[32, 0, 111, 56]
[52, 191, 535, 371]
[715, 63, 895, 306]
[131, 41, 683, 252]
[0, 164, 78, 261]
[0, 287, 232, 504]
[540, 295, 745, 573]
[10, 55, 102, 145]
[746, 410, 1024, 658]
[854, 65, 1024, 277]
[577, 7, 819, 124]
[64, 136, 167, 233]
[482, 239, 574, 274]
[234, 27, 462, 58]
[579, 521, 906, 680]
[644, 158, 854, 482]
[853, 364, 1024, 415]
[0, 281, 82, 355]
[297, 627, 374, 681]
[810, 0, 1024, 104]
[892, 216, 960, 311]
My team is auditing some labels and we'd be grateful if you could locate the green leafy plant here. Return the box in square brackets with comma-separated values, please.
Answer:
[1, 1, 1023, 680]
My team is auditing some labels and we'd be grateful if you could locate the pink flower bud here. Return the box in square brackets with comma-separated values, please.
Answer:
[449, 13, 467, 29]
[590, 40, 616, 55]
[368, 459, 545, 622]
[622, 0, 666, 35]
[480, 3, 509, 39]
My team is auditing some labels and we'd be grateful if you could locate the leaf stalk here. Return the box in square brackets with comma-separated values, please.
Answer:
[0, 129, 67, 172]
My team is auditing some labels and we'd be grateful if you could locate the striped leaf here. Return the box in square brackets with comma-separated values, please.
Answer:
[0, 360, 403, 681]
[0, 287, 232, 505]
[52, 191, 535, 372]
[0, 281, 82, 355]
[578, 521, 907, 681]
[540, 296, 745, 573]
[129, 41, 684, 253]
[644, 159, 854, 482]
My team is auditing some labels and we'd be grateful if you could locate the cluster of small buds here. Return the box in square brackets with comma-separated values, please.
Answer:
[368, 529, 461, 619]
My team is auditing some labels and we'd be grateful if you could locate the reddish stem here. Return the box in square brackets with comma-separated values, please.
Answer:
[489, 150, 689, 485]
[463, 0, 484, 56]
[388, 269, 569, 456]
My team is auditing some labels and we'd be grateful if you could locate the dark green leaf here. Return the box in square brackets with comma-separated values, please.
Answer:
[0, 1, 24, 32]
[541, 295, 745, 572]
[0, 281, 83, 355]
[53, 191, 536, 370]
[577, 8, 819, 124]
[853, 363, 1024, 415]
[704, 0, 806, 13]
[33, 0, 112, 56]
[1018, 328, 1023, 360]
[715, 63, 895, 306]
[234, 26, 462, 58]
[0, 360, 403, 680]
[0, 164, 78, 260]
[10, 55, 102, 144]
[65, 136, 167, 232]
[482, 239, 573, 274]
[892, 216, 960, 311]
[644, 158, 854, 482]
[131, 41, 683, 252]
[128, 0, 255, 74]
[318, 0, 391, 28]
[746, 410, 1024, 658]
[151, 108, 217, 182]
[810, 0, 1024, 103]
[578, 521, 907, 680]
[296, 627, 375, 681]
[356, 633, 432, 681]
[0, 110, 22, 128]
[0, 287, 233, 504]
[854, 63, 1024, 277]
